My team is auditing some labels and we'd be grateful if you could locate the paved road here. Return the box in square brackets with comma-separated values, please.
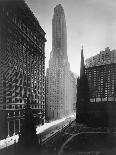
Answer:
[0, 115, 75, 150]
[58, 124, 83, 155]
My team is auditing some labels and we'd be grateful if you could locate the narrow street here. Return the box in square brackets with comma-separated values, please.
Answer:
[39, 121, 83, 155]
[1, 120, 116, 155]
[40, 121, 116, 155]
[0, 117, 75, 155]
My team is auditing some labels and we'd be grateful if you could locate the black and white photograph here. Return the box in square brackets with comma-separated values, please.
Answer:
[0, 0, 116, 154]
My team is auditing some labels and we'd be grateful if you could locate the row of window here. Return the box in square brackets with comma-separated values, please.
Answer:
[1, 103, 45, 110]
[2, 6, 45, 51]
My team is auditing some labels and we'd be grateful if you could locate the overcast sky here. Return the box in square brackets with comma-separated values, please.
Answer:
[26, 0, 116, 75]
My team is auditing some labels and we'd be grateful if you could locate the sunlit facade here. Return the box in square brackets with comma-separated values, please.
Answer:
[85, 47, 116, 102]
[46, 4, 76, 120]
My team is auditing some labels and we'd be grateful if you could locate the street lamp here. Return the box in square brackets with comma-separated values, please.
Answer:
[7, 113, 10, 138]
[13, 112, 15, 136]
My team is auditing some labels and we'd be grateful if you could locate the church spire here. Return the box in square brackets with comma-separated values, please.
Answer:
[80, 46, 85, 78]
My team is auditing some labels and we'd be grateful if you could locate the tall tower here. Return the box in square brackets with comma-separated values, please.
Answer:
[0, 0, 46, 138]
[80, 46, 85, 78]
[46, 4, 75, 120]
[52, 4, 67, 57]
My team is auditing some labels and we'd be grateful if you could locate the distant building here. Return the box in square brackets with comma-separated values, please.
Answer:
[85, 47, 116, 127]
[85, 47, 116, 103]
[71, 73, 78, 113]
[46, 4, 76, 121]
[0, 0, 46, 139]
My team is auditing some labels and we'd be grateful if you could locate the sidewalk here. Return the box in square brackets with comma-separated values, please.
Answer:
[0, 135, 19, 150]
[0, 114, 75, 150]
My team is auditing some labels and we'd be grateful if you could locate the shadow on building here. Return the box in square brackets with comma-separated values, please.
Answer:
[76, 47, 116, 129]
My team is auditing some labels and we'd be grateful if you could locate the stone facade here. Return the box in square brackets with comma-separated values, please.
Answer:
[0, 0, 46, 138]
[85, 47, 116, 68]
[46, 4, 76, 120]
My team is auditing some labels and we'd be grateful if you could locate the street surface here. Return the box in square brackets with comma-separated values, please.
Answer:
[1, 116, 116, 155]
[0, 114, 75, 150]
[40, 121, 116, 155]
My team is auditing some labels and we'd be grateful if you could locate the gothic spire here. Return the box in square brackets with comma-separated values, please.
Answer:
[80, 46, 85, 78]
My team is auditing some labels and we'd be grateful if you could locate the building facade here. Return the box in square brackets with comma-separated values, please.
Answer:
[46, 4, 76, 121]
[85, 47, 116, 127]
[0, 0, 46, 139]
[71, 73, 77, 113]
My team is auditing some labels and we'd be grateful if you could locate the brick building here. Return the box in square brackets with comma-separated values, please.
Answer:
[85, 47, 116, 127]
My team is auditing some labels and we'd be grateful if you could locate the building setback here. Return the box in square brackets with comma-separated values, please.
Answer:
[0, 0, 46, 139]
[46, 4, 76, 121]
[85, 47, 116, 127]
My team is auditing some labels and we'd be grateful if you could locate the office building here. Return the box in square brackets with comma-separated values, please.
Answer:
[46, 4, 75, 120]
[85, 47, 116, 127]
[0, 0, 46, 139]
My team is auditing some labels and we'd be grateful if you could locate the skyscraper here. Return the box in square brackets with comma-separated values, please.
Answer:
[0, 0, 46, 139]
[85, 47, 116, 127]
[46, 4, 76, 120]
[52, 4, 67, 58]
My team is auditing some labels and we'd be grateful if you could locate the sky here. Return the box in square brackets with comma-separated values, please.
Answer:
[26, 0, 116, 75]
